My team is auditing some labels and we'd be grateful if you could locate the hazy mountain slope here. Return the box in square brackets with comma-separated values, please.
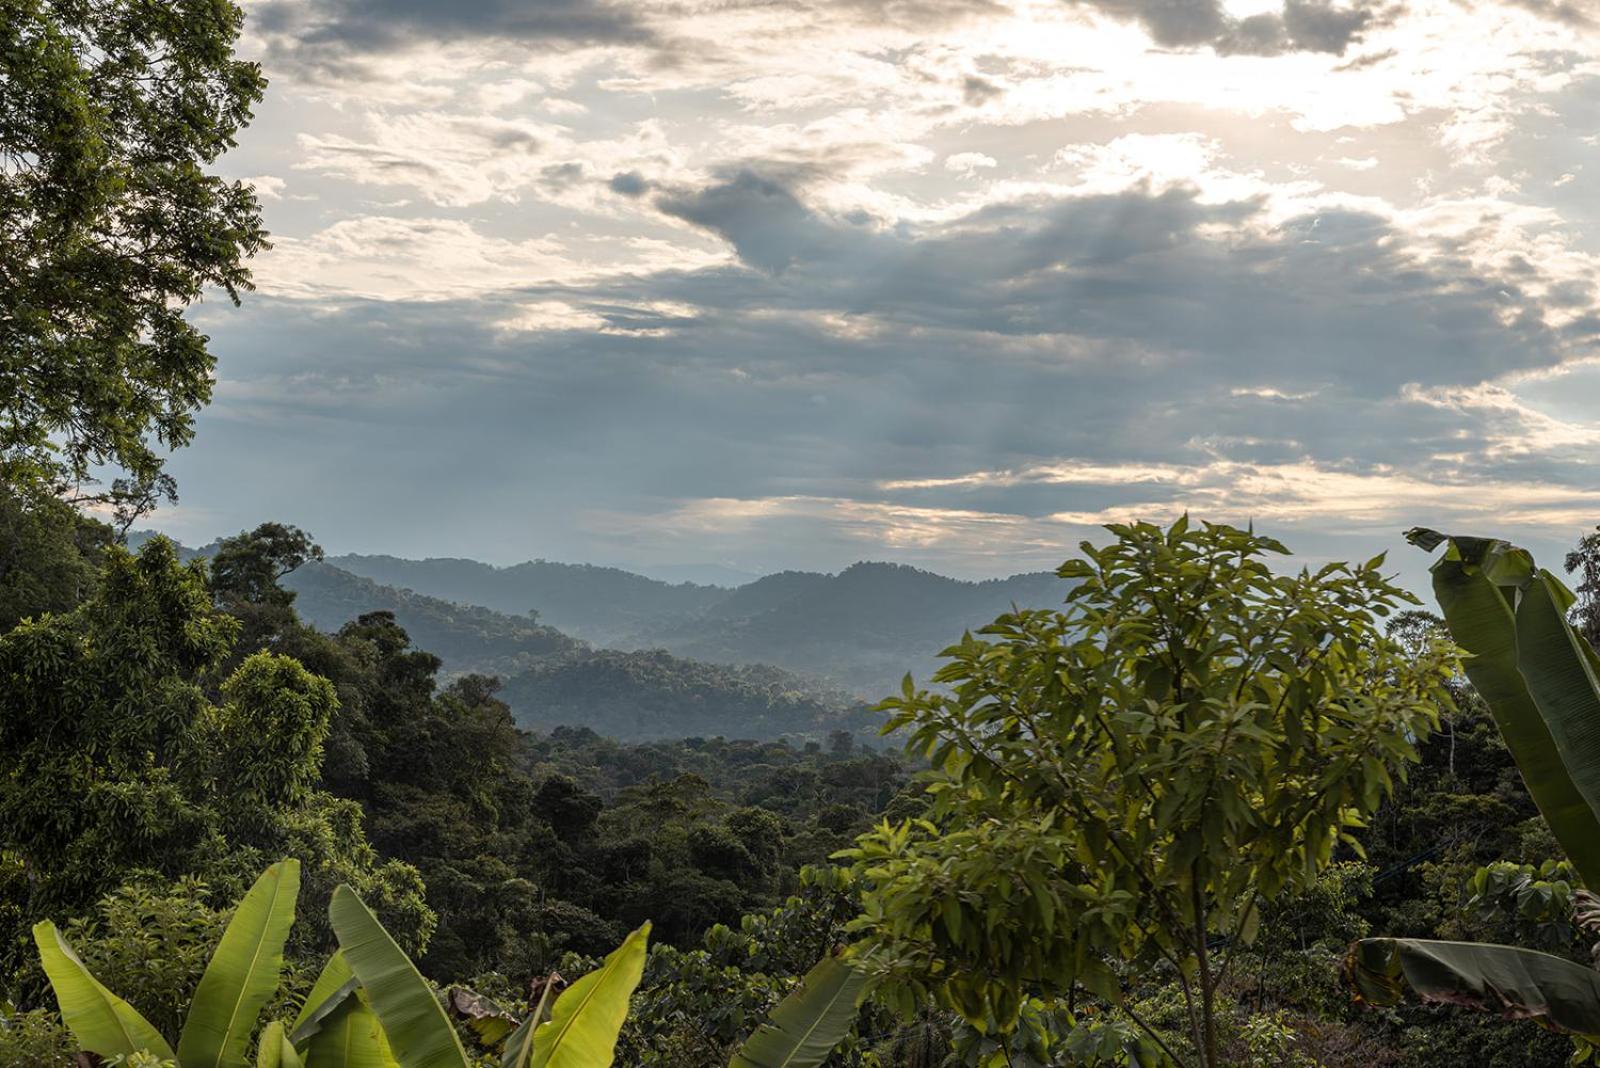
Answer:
[328, 552, 1074, 696]
[325, 553, 726, 639]
[284, 561, 585, 677]
[499, 649, 878, 742]
[657, 562, 1070, 695]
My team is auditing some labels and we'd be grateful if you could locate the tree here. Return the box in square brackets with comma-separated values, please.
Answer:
[0, 538, 431, 980]
[211, 523, 324, 610]
[0, 0, 269, 505]
[0, 482, 111, 631]
[1565, 525, 1600, 651]
[842, 519, 1452, 1067]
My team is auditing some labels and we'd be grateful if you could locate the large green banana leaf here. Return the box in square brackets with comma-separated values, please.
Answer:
[1347, 937, 1600, 1037]
[290, 951, 358, 1044]
[1409, 530, 1600, 887]
[257, 1021, 305, 1068]
[520, 922, 650, 1068]
[32, 920, 176, 1061]
[329, 885, 470, 1068]
[299, 987, 400, 1068]
[1516, 573, 1600, 854]
[729, 955, 870, 1068]
[180, 858, 301, 1068]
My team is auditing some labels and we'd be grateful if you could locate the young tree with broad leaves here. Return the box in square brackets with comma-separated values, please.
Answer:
[842, 518, 1453, 1068]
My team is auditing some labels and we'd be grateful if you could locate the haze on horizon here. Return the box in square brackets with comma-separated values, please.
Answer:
[154, 0, 1600, 585]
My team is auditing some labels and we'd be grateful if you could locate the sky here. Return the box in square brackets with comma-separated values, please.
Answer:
[153, 0, 1600, 586]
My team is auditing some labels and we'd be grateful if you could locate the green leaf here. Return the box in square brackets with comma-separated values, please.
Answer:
[729, 955, 870, 1068]
[256, 1021, 304, 1068]
[180, 858, 301, 1068]
[525, 922, 650, 1068]
[329, 885, 470, 1068]
[1346, 937, 1600, 1037]
[290, 952, 358, 1045]
[300, 988, 401, 1068]
[31, 920, 176, 1061]
[1516, 573, 1600, 861]
[1420, 536, 1600, 887]
[445, 987, 517, 1050]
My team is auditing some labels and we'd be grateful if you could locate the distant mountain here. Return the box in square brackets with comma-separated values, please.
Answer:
[650, 561, 1069, 695]
[284, 561, 585, 678]
[330, 554, 1073, 696]
[324, 554, 726, 637]
[631, 563, 763, 587]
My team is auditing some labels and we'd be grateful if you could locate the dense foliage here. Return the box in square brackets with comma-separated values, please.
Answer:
[0, 0, 268, 508]
[844, 520, 1454, 1066]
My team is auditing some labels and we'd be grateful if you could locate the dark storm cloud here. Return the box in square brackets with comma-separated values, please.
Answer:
[1073, 0, 1378, 55]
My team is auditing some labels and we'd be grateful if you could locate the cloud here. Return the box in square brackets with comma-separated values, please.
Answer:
[1071, 0, 1377, 55]
[253, 0, 650, 80]
[171, 172, 1600, 576]
[945, 152, 999, 174]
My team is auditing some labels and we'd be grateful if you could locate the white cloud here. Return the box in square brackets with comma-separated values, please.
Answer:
[945, 152, 998, 174]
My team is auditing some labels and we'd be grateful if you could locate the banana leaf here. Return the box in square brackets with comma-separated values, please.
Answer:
[329, 885, 470, 1068]
[299, 987, 400, 1068]
[31, 920, 176, 1061]
[257, 1021, 304, 1068]
[180, 858, 301, 1068]
[520, 922, 650, 1068]
[729, 955, 870, 1068]
[446, 987, 518, 1049]
[1409, 530, 1600, 887]
[1347, 937, 1600, 1037]
[291, 951, 359, 1044]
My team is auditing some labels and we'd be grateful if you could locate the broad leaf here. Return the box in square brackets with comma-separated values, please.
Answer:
[729, 955, 870, 1068]
[1347, 937, 1600, 1037]
[299, 988, 401, 1068]
[1410, 530, 1600, 887]
[290, 951, 358, 1044]
[446, 987, 518, 1050]
[257, 1021, 304, 1068]
[32, 920, 176, 1061]
[180, 858, 301, 1068]
[522, 923, 650, 1068]
[330, 885, 470, 1068]
[1516, 572, 1600, 863]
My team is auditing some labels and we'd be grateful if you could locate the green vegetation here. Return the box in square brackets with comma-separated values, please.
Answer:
[1, 0, 268, 512]
[842, 520, 1452, 1066]
[1343, 530, 1600, 1058]
[11, 7, 1600, 1063]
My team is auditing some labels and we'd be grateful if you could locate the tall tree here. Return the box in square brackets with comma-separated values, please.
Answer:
[0, 538, 431, 982]
[842, 519, 1453, 1067]
[0, 0, 268, 507]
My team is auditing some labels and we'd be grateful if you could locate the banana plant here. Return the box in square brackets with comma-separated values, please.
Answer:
[35, 859, 301, 1068]
[729, 953, 871, 1068]
[1345, 530, 1600, 1044]
[323, 885, 872, 1068]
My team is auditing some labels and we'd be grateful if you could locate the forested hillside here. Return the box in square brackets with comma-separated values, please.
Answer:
[330, 553, 1071, 694]
[131, 532, 878, 741]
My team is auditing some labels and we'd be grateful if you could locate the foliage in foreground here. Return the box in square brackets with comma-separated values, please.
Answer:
[1346, 530, 1600, 1060]
[843, 518, 1455, 1067]
[33, 858, 869, 1068]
